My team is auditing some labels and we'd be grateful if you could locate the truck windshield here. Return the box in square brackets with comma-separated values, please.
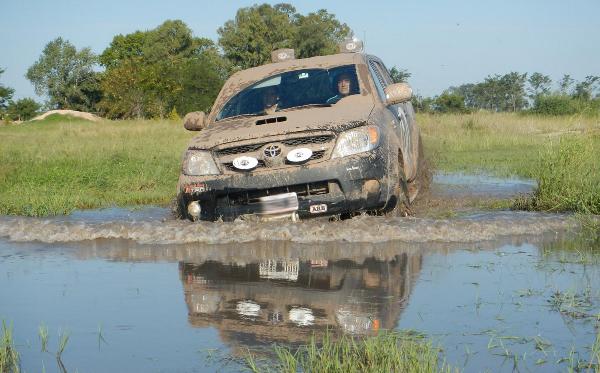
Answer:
[216, 65, 360, 121]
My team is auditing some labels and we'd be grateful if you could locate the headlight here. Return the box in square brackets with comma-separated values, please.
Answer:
[183, 150, 220, 176]
[331, 126, 380, 158]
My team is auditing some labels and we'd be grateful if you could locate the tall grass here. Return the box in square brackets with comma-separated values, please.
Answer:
[0, 321, 20, 373]
[419, 112, 599, 178]
[515, 136, 599, 214]
[0, 118, 192, 216]
[246, 331, 456, 373]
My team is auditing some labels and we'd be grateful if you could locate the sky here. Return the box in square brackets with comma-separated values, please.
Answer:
[1, 0, 599, 100]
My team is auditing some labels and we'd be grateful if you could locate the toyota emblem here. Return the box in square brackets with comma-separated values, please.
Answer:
[264, 144, 282, 158]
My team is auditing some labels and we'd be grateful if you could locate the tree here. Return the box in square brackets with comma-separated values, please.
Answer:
[572, 75, 600, 101]
[293, 9, 350, 58]
[99, 20, 226, 118]
[0, 68, 15, 115]
[527, 72, 552, 99]
[433, 92, 468, 113]
[218, 4, 296, 69]
[558, 74, 575, 95]
[26, 37, 100, 111]
[218, 4, 350, 70]
[500, 72, 528, 111]
[389, 67, 411, 83]
[7, 98, 41, 121]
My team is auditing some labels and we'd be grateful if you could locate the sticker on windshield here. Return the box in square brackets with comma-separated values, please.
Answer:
[298, 72, 309, 79]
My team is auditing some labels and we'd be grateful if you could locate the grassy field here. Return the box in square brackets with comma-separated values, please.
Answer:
[0, 112, 598, 216]
[420, 112, 599, 178]
[0, 117, 192, 216]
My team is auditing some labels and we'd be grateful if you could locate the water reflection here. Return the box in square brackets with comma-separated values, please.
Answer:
[180, 253, 421, 347]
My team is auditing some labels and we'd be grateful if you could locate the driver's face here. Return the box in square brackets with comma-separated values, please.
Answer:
[338, 77, 351, 96]
[264, 89, 279, 108]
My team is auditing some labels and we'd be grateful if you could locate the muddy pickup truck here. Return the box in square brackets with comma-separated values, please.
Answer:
[177, 39, 424, 221]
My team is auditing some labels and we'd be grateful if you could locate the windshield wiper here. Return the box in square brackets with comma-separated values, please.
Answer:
[278, 103, 331, 112]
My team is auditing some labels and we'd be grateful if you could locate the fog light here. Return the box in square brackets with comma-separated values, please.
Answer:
[187, 201, 201, 220]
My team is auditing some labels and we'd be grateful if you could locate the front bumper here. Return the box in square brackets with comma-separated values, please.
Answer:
[178, 152, 392, 221]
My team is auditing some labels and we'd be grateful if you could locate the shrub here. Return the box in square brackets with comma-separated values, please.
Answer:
[532, 95, 578, 115]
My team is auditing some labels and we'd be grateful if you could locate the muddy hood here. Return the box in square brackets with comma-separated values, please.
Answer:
[190, 95, 374, 149]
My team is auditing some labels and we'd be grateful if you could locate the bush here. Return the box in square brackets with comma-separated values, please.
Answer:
[532, 95, 600, 116]
[433, 93, 469, 114]
[532, 95, 578, 115]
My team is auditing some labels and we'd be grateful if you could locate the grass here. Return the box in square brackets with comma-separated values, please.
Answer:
[421, 112, 600, 214]
[38, 324, 48, 353]
[514, 136, 599, 214]
[0, 321, 20, 373]
[419, 112, 599, 178]
[0, 112, 598, 216]
[0, 117, 192, 216]
[245, 330, 456, 373]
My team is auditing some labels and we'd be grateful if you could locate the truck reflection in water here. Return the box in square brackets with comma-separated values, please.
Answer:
[179, 252, 422, 348]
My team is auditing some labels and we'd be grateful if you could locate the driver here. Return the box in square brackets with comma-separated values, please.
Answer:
[262, 86, 280, 114]
[327, 72, 354, 104]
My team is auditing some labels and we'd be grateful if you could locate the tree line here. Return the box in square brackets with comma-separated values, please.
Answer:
[411, 72, 600, 115]
[1, 3, 598, 121]
[0, 3, 351, 121]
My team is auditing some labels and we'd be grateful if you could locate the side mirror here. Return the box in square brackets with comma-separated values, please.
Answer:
[384, 83, 413, 105]
[183, 111, 207, 131]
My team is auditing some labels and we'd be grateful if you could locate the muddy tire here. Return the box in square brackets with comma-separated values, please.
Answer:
[172, 192, 187, 220]
[407, 135, 429, 204]
[383, 155, 411, 217]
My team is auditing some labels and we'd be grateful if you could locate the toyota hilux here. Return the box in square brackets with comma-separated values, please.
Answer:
[177, 40, 424, 221]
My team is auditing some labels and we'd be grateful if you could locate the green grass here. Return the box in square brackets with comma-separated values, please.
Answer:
[0, 321, 20, 373]
[0, 118, 192, 216]
[421, 112, 600, 214]
[419, 112, 600, 178]
[514, 136, 599, 214]
[245, 331, 456, 373]
[0, 112, 598, 216]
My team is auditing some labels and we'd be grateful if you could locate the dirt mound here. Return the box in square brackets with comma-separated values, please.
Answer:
[31, 110, 101, 122]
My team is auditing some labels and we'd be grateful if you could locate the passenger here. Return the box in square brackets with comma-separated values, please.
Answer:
[327, 72, 354, 104]
[262, 86, 280, 114]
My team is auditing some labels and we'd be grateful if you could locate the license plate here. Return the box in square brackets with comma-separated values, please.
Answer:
[309, 204, 328, 214]
[257, 192, 299, 215]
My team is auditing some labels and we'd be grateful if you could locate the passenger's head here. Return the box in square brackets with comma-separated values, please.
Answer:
[336, 73, 353, 96]
[263, 86, 279, 109]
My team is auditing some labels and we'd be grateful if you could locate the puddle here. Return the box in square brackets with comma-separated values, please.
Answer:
[1, 172, 597, 372]
[431, 172, 536, 198]
[1, 234, 599, 372]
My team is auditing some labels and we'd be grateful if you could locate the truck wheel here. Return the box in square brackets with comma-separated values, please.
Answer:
[407, 135, 428, 203]
[172, 192, 187, 220]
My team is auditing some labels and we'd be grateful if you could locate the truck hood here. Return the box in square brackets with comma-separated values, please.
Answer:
[189, 94, 374, 149]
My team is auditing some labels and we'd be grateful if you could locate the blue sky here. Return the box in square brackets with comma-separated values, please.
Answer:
[1, 0, 599, 100]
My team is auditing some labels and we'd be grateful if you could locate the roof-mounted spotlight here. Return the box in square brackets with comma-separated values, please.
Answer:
[271, 49, 295, 63]
[339, 36, 364, 53]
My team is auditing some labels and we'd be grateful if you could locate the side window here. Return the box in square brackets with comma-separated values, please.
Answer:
[368, 60, 386, 101]
[375, 61, 394, 86]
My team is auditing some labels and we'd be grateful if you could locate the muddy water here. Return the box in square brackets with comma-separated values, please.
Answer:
[1, 174, 598, 372]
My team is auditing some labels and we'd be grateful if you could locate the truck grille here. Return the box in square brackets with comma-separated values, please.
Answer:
[215, 134, 334, 157]
[227, 181, 331, 206]
[215, 133, 335, 173]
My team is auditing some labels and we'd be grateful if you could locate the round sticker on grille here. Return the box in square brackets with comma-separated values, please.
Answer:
[232, 156, 258, 170]
[286, 148, 313, 163]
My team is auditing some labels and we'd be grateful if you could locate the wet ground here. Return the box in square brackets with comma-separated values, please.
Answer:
[1, 173, 599, 372]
